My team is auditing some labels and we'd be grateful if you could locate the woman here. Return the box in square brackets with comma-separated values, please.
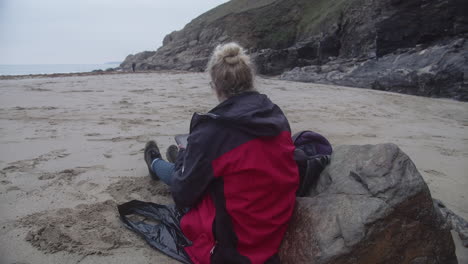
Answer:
[144, 43, 299, 264]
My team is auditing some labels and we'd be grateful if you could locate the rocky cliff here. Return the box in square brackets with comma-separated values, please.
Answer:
[121, 0, 468, 100]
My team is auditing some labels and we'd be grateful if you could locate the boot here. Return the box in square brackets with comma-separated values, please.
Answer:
[144, 140, 162, 180]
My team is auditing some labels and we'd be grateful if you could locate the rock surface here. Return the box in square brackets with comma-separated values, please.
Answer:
[434, 199, 468, 248]
[279, 144, 457, 264]
[120, 0, 468, 100]
[281, 38, 468, 100]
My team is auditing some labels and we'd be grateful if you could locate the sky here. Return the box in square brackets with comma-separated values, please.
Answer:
[0, 0, 230, 64]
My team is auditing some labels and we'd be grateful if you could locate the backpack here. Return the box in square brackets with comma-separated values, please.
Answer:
[292, 130, 333, 197]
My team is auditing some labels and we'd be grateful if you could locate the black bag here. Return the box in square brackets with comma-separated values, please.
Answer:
[117, 200, 192, 263]
[292, 131, 333, 197]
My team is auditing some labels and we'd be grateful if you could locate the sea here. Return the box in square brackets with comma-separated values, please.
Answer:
[0, 63, 121, 76]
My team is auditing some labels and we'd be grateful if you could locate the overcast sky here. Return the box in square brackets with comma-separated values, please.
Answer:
[0, 0, 229, 64]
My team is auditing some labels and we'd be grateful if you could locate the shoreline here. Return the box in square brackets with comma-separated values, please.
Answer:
[0, 69, 193, 81]
[0, 70, 122, 80]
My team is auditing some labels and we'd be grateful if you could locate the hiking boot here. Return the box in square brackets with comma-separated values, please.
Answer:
[166, 145, 179, 163]
[144, 140, 162, 180]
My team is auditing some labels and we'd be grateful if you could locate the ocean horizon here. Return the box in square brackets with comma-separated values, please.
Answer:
[0, 63, 121, 76]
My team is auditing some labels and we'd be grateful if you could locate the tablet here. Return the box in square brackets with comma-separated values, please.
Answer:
[174, 134, 189, 148]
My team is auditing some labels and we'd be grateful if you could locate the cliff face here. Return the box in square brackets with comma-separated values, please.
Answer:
[121, 0, 468, 100]
[121, 0, 304, 71]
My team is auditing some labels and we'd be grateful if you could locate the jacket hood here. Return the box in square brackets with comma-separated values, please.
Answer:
[191, 91, 290, 137]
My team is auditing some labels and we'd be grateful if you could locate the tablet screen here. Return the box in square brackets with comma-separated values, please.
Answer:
[175, 134, 189, 148]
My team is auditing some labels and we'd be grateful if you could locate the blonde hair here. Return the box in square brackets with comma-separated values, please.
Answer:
[206, 42, 255, 98]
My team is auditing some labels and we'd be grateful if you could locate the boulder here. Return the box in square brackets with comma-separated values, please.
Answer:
[279, 144, 457, 264]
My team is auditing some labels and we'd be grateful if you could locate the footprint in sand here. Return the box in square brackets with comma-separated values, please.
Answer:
[129, 148, 144, 156]
[87, 135, 148, 143]
[85, 132, 101, 137]
[1, 179, 12, 185]
[6, 186, 21, 192]
[38, 169, 86, 193]
[423, 169, 447, 177]
[106, 176, 171, 203]
[129, 88, 153, 94]
[361, 133, 377, 138]
[53, 169, 85, 184]
[29, 87, 52, 92]
[434, 146, 460, 157]
[2, 149, 70, 173]
[38, 173, 56, 180]
[76, 181, 99, 191]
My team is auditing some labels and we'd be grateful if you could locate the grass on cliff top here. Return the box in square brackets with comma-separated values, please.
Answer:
[183, 0, 358, 48]
[197, 0, 353, 33]
[298, 0, 352, 35]
[191, 0, 355, 38]
[192, 0, 279, 24]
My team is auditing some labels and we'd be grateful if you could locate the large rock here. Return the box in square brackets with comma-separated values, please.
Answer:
[281, 37, 468, 101]
[279, 144, 457, 264]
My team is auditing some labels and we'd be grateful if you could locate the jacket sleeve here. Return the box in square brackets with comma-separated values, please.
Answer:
[173, 148, 186, 171]
[170, 126, 215, 208]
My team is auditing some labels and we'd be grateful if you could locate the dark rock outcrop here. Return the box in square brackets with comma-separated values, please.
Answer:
[121, 51, 157, 71]
[279, 144, 458, 264]
[120, 0, 468, 100]
[281, 38, 468, 100]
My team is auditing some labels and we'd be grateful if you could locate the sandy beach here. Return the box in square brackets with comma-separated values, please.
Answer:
[0, 72, 467, 263]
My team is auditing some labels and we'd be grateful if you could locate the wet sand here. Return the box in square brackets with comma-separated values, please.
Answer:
[0, 72, 467, 263]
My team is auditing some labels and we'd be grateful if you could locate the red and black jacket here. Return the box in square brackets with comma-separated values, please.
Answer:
[170, 91, 299, 264]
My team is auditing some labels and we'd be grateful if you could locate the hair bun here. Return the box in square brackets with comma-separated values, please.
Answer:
[207, 42, 252, 71]
[222, 44, 241, 65]
[224, 55, 240, 65]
